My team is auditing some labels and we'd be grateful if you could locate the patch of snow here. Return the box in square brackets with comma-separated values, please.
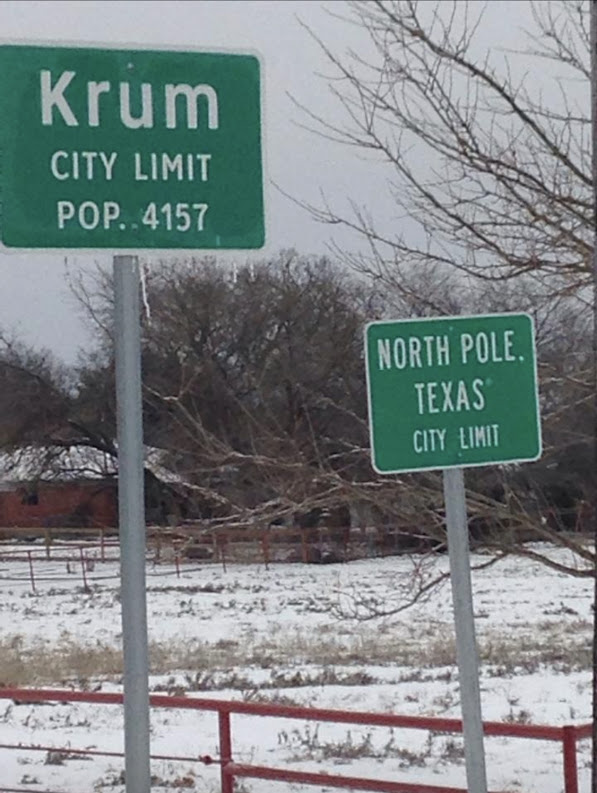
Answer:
[0, 544, 591, 791]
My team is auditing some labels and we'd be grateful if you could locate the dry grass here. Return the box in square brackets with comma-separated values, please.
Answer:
[0, 635, 123, 688]
[278, 723, 429, 766]
[0, 617, 590, 688]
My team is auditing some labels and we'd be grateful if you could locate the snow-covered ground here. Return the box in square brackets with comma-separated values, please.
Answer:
[0, 542, 592, 792]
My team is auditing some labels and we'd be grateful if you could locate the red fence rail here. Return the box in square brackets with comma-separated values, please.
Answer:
[0, 687, 590, 793]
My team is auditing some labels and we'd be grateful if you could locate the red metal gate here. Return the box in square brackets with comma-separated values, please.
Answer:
[0, 687, 590, 793]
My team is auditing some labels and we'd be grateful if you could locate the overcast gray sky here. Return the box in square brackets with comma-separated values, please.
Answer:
[0, 0, 536, 363]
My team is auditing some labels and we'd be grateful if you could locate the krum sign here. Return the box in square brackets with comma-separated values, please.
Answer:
[0, 43, 264, 250]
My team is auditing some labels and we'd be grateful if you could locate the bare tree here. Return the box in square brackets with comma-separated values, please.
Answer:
[0, 331, 72, 447]
[134, 253, 374, 525]
[291, 0, 593, 540]
[299, 0, 591, 289]
[61, 250, 592, 570]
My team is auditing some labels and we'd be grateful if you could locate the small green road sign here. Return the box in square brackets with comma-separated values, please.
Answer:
[365, 313, 541, 474]
[0, 43, 264, 250]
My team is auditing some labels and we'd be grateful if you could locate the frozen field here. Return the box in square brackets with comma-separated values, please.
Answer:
[0, 541, 592, 792]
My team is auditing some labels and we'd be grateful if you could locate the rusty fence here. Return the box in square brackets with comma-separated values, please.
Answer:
[0, 523, 440, 594]
[0, 519, 592, 577]
[0, 687, 590, 793]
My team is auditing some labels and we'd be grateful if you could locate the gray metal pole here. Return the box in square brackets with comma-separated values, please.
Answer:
[443, 466, 488, 793]
[113, 255, 151, 793]
[590, 5, 597, 790]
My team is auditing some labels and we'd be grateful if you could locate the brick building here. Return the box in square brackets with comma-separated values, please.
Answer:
[0, 446, 118, 529]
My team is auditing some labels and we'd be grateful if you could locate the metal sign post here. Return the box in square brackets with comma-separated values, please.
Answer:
[443, 466, 487, 793]
[364, 312, 542, 793]
[113, 255, 150, 793]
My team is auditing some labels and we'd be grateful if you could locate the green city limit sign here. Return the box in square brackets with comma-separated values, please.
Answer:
[365, 313, 542, 474]
[0, 43, 263, 250]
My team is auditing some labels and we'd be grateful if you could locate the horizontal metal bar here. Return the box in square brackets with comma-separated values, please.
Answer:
[0, 687, 584, 742]
[226, 762, 509, 793]
[0, 742, 218, 765]
[571, 723, 593, 739]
